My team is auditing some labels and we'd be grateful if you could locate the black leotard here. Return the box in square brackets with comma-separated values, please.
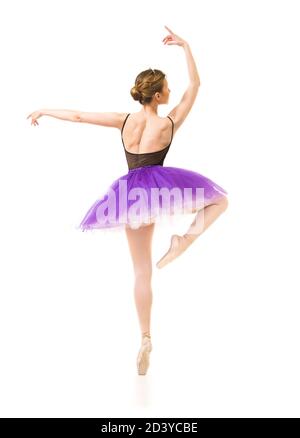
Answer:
[121, 113, 174, 170]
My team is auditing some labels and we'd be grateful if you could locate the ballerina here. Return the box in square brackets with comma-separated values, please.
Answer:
[27, 25, 228, 376]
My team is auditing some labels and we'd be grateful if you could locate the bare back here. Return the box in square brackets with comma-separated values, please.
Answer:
[121, 113, 175, 154]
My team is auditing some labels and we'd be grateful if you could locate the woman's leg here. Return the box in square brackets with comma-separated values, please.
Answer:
[183, 194, 229, 241]
[125, 223, 155, 338]
[156, 195, 229, 269]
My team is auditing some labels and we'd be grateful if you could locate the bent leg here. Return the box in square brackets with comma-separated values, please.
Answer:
[156, 195, 229, 269]
[184, 195, 229, 242]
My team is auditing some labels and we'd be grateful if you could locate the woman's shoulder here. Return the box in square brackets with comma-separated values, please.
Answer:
[120, 112, 172, 133]
[129, 112, 171, 123]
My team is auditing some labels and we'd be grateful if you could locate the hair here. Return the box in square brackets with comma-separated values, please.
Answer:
[130, 68, 166, 105]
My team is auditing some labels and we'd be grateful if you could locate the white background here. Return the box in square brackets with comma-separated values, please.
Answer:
[0, 0, 299, 418]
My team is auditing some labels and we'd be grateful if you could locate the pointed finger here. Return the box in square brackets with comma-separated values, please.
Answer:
[164, 25, 173, 34]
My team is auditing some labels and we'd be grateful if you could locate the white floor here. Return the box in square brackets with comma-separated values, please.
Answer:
[1, 199, 299, 417]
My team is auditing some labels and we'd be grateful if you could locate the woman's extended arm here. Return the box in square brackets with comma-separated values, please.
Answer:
[26, 109, 79, 126]
[27, 109, 126, 129]
[41, 109, 79, 121]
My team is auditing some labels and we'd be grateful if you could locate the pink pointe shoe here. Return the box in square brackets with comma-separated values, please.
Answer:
[156, 234, 191, 269]
[137, 335, 152, 376]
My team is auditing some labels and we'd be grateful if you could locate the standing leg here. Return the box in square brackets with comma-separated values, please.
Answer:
[125, 223, 155, 375]
[125, 223, 155, 338]
[156, 195, 229, 269]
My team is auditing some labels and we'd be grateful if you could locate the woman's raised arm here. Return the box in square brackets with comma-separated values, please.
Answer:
[163, 25, 201, 86]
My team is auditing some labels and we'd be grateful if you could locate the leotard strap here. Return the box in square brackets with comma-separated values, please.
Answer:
[121, 113, 174, 150]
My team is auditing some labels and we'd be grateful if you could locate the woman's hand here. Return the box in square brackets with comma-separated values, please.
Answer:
[162, 25, 187, 47]
[26, 110, 43, 126]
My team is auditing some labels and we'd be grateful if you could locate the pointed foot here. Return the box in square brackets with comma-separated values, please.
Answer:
[156, 234, 190, 269]
[137, 337, 152, 376]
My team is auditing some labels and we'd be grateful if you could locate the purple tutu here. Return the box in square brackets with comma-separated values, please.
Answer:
[77, 164, 228, 232]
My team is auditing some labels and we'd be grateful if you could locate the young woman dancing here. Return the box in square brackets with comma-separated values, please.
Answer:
[27, 26, 229, 376]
